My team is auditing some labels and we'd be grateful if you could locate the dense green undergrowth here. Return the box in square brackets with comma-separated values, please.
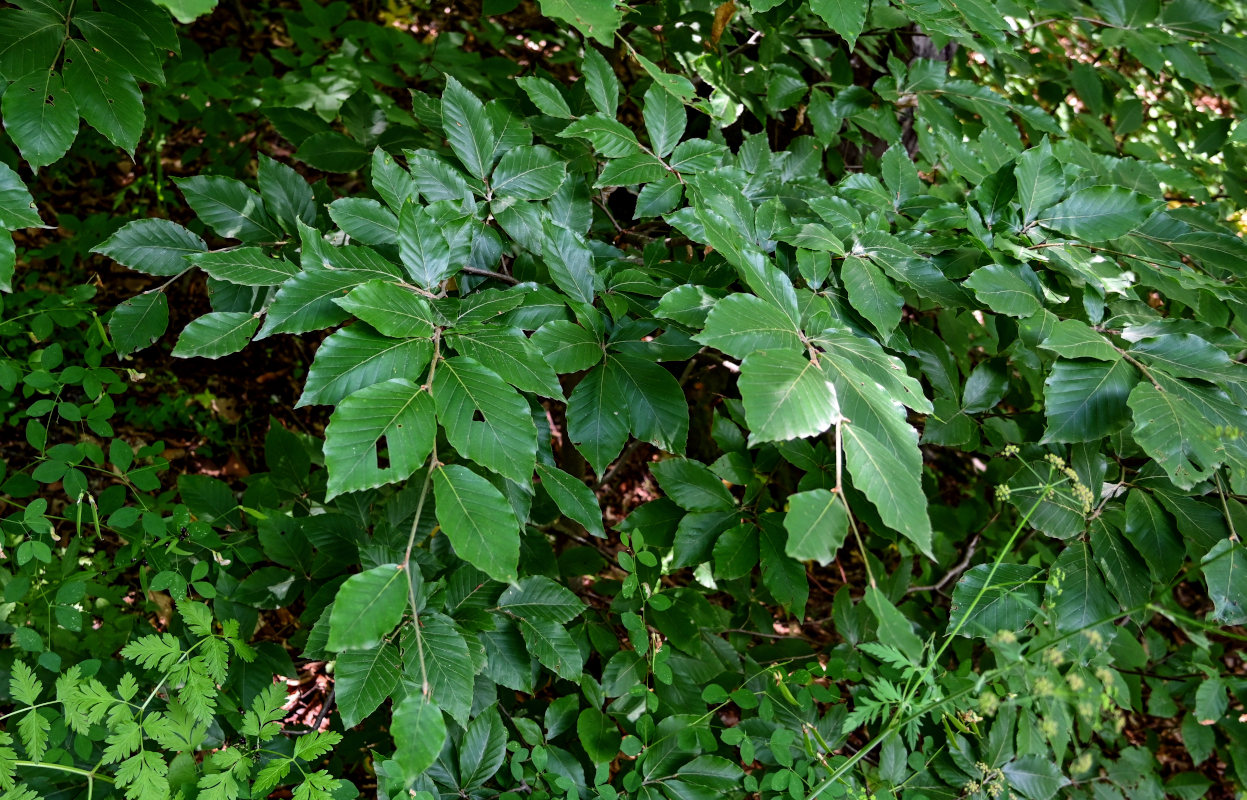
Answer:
[4, 1, 1247, 799]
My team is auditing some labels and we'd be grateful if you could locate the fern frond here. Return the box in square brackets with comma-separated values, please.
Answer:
[16, 708, 50, 762]
[115, 751, 170, 800]
[252, 760, 292, 797]
[241, 683, 287, 741]
[121, 633, 183, 672]
[294, 731, 343, 762]
[292, 770, 342, 800]
[9, 661, 41, 705]
[177, 600, 214, 638]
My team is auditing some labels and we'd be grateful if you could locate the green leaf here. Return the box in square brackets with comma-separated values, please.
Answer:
[1042, 358, 1138, 443]
[193, 247, 298, 285]
[171, 312, 260, 359]
[1127, 382, 1219, 490]
[582, 44, 622, 115]
[63, 40, 143, 155]
[1047, 541, 1116, 633]
[3, 68, 79, 168]
[1038, 319, 1120, 361]
[760, 514, 808, 619]
[1002, 756, 1070, 800]
[1014, 139, 1064, 223]
[71, 10, 163, 83]
[864, 586, 923, 663]
[567, 363, 629, 476]
[442, 74, 496, 180]
[433, 463, 520, 583]
[651, 457, 735, 511]
[948, 564, 1042, 638]
[334, 280, 436, 339]
[694, 293, 802, 359]
[371, 147, 418, 212]
[1201, 538, 1247, 626]
[328, 563, 408, 651]
[532, 320, 602, 373]
[323, 379, 435, 499]
[0, 229, 13, 292]
[517, 616, 583, 679]
[843, 424, 933, 557]
[516, 76, 574, 119]
[175, 176, 280, 242]
[842, 255, 904, 336]
[92, 219, 205, 276]
[406, 612, 474, 727]
[963, 263, 1043, 318]
[491, 145, 565, 200]
[1090, 523, 1150, 612]
[1037, 186, 1159, 241]
[391, 694, 445, 784]
[578, 708, 621, 764]
[810, 0, 866, 50]
[0, 10, 63, 81]
[259, 245, 402, 338]
[643, 83, 686, 158]
[605, 353, 689, 455]
[296, 131, 370, 172]
[460, 706, 507, 789]
[739, 350, 839, 444]
[298, 325, 432, 408]
[110, 292, 169, 356]
[154, 0, 219, 24]
[398, 202, 453, 289]
[596, 153, 669, 186]
[498, 576, 584, 624]
[329, 197, 398, 246]
[1124, 489, 1183, 584]
[559, 114, 641, 158]
[1130, 334, 1247, 383]
[433, 356, 537, 483]
[783, 489, 848, 565]
[447, 326, 563, 398]
[537, 463, 605, 538]
[0, 161, 42, 229]
[543, 220, 596, 304]
[257, 155, 316, 234]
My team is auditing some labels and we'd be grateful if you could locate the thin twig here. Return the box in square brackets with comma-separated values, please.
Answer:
[459, 265, 519, 285]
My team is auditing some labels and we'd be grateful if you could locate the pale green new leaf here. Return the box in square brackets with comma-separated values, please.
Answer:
[171, 312, 259, 359]
[323, 379, 435, 499]
[328, 563, 408, 651]
[434, 464, 520, 583]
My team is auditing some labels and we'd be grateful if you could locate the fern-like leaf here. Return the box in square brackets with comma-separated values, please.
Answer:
[201, 637, 229, 684]
[121, 633, 183, 672]
[197, 770, 241, 800]
[293, 731, 343, 762]
[179, 661, 218, 724]
[9, 661, 41, 705]
[178, 599, 215, 637]
[1, 785, 42, 800]
[0, 731, 17, 791]
[292, 770, 342, 800]
[115, 751, 170, 800]
[242, 682, 287, 741]
[102, 714, 142, 764]
[16, 708, 50, 762]
[252, 760, 292, 797]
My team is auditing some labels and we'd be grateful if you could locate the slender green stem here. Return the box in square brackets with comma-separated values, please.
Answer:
[14, 760, 112, 783]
